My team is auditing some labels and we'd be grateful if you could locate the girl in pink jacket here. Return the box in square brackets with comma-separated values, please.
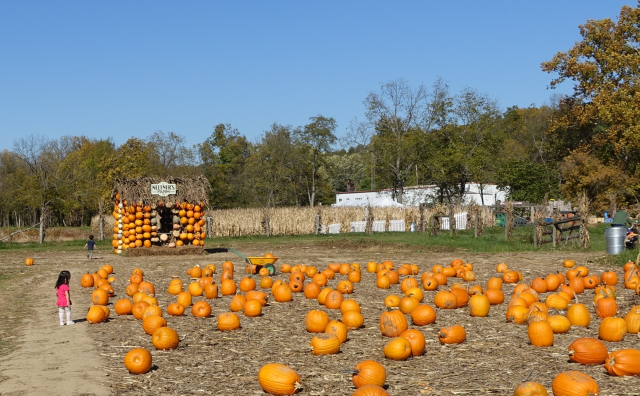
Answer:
[56, 271, 74, 326]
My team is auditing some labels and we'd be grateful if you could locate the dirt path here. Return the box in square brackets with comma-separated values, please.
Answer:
[0, 262, 111, 396]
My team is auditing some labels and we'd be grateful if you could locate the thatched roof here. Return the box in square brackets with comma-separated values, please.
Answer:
[111, 176, 211, 207]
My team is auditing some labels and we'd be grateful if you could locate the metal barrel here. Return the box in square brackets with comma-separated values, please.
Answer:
[604, 227, 627, 255]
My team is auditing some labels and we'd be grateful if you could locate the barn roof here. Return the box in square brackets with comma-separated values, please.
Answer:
[111, 176, 211, 207]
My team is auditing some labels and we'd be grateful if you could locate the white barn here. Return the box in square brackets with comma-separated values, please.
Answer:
[334, 183, 507, 207]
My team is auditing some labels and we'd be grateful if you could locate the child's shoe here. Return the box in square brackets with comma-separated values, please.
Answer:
[66, 321, 75, 325]
[60, 322, 65, 326]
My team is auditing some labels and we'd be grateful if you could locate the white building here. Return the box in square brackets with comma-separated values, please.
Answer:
[334, 183, 507, 207]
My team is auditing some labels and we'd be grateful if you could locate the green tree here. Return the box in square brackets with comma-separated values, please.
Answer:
[198, 124, 251, 208]
[245, 124, 307, 207]
[296, 115, 337, 206]
[350, 79, 428, 203]
[541, 2, 640, 204]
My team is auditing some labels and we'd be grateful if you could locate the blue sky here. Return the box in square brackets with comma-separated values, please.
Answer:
[0, 1, 634, 152]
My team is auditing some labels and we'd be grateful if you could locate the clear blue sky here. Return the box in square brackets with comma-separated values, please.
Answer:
[0, 1, 635, 152]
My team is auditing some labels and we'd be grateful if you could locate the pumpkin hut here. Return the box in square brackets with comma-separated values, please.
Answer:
[110, 176, 211, 255]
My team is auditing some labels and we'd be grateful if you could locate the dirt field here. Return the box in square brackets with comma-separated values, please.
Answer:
[0, 243, 639, 396]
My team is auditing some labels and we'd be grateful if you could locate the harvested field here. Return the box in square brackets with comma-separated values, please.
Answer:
[1, 245, 639, 395]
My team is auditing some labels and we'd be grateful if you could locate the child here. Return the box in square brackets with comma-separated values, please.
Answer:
[55, 270, 74, 325]
[84, 234, 97, 260]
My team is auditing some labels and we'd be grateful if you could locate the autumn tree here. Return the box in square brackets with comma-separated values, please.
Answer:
[12, 135, 73, 242]
[541, 2, 640, 205]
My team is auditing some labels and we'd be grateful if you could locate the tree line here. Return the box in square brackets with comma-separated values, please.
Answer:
[1, 3, 639, 228]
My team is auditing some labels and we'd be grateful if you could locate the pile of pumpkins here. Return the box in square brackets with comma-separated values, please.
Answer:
[81, 256, 640, 396]
[110, 194, 207, 254]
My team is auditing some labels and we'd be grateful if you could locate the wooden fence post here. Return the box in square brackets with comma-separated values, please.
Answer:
[474, 210, 478, 238]
[315, 214, 320, 236]
[207, 216, 212, 239]
[531, 206, 536, 247]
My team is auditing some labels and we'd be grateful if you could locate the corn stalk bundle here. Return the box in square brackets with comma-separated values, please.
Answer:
[504, 200, 515, 240]
[578, 192, 590, 249]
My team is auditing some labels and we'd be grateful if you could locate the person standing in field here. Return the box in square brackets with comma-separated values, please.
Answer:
[56, 270, 73, 326]
[84, 234, 97, 260]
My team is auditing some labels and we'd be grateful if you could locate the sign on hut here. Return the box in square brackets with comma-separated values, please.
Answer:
[111, 176, 211, 255]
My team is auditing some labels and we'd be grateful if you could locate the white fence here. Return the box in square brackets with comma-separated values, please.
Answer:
[441, 212, 467, 230]
[350, 221, 366, 233]
[388, 220, 405, 232]
[330, 212, 469, 234]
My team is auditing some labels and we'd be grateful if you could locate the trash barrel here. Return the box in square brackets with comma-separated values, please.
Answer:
[604, 227, 627, 255]
[410, 222, 417, 232]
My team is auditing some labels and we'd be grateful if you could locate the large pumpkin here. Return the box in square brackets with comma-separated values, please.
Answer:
[551, 371, 599, 396]
[604, 349, 640, 376]
[257, 363, 301, 395]
[568, 338, 608, 365]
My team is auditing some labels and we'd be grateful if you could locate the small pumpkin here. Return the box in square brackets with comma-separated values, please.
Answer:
[468, 294, 490, 317]
[598, 317, 627, 342]
[547, 315, 571, 334]
[438, 325, 466, 344]
[624, 307, 640, 333]
[595, 297, 617, 318]
[324, 290, 344, 309]
[310, 333, 341, 355]
[382, 337, 412, 361]
[131, 301, 150, 320]
[305, 310, 330, 333]
[142, 315, 166, 335]
[379, 310, 408, 337]
[567, 301, 591, 328]
[114, 299, 133, 315]
[399, 329, 425, 356]
[513, 382, 548, 396]
[342, 311, 364, 329]
[167, 303, 185, 316]
[528, 321, 554, 347]
[152, 326, 179, 350]
[434, 290, 457, 309]
[123, 348, 152, 375]
[229, 294, 247, 312]
[352, 360, 386, 388]
[243, 299, 262, 317]
[410, 304, 437, 326]
[325, 320, 348, 343]
[217, 312, 241, 331]
[192, 301, 212, 318]
[87, 305, 106, 324]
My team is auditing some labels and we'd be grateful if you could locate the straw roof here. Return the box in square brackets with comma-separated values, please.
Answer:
[111, 176, 211, 207]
